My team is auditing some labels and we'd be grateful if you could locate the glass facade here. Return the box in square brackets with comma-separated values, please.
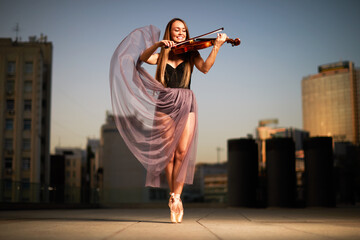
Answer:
[302, 62, 359, 144]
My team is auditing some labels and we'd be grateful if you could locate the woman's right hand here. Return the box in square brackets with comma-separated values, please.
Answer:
[159, 40, 176, 48]
[140, 40, 175, 64]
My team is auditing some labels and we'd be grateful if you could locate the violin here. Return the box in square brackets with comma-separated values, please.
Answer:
[172, 37, 241, 54]
[167, 27, 241, 54]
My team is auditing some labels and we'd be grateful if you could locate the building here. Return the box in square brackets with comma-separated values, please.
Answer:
[86, 139, 100, 189]
[50, 146, 100, 204]
[302, 61, 360, 145]
[256, 124, 309, 203]
[269, 127, 309, 170]
[49, 154, 65, 203]
[0, 36, 52, 202]
[55, 147, 84, 203]
[256, 119, 309, 168]
[87, 138, 100, 203]
[99, 112, 167, 205]
[189, 162, 227, 203]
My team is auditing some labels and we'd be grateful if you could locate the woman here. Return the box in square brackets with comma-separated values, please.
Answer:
[110, 18, 226, 223]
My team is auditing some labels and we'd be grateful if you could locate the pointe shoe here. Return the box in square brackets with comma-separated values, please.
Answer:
[169, 193, 177, 223]
[173, 194, 184, 223]
[176, 209, 184, 223]
[170, 211, 177, 223]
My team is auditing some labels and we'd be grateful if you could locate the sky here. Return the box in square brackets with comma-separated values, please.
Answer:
[1, 0, 360, 164]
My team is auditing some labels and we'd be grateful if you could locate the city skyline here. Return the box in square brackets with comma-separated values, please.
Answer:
[1, 0, 360, 163]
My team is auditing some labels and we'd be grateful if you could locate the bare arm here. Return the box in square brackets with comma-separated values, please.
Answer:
[194, 33, 227, 74]
[139, 40, 176, 65]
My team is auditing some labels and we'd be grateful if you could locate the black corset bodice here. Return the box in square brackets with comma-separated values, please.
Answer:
[165, 62, 191, 89]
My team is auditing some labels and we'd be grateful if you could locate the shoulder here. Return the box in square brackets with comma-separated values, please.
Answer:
[189, 50, 202, 65]
[191, 50, 200, 58]
[187, 50, 200, 63]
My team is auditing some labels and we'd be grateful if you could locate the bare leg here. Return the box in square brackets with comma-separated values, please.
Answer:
[172, 112, 196, 194]
[165, 153, 175, 193]
[165, 112, 195, 223]
[156, 111, 175, 193]
[167, 113, 195, 223]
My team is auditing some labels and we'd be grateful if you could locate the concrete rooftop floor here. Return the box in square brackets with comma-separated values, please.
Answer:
[0, 206, 360, 240]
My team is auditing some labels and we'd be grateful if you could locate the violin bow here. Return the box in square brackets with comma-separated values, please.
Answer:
[189, 27, 224, 41]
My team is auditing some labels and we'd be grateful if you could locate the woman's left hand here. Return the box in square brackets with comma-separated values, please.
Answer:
[214, 33, 227, 48]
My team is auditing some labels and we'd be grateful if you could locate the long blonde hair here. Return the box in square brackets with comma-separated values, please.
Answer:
[155, 18, 196, 88]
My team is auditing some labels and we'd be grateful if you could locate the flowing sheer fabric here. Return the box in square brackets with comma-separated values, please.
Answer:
[109, 25, 198, 188]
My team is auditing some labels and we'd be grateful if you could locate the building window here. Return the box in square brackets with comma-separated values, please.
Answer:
[73, 160, 76, 167]
[22, 158, 31, 170]
[66, 171, 70, 177]
[21, 178, 30, 190]
[4, 180, 12, 190]
[24, 100, 32, 111]
[66, 159, 71, 167]
[7, 61, 16, 75]
[5, 139, 13, 151]
[24, 62, 33, 74]
[24, 119, 31, 130]
[23, 139, 31, 151]
[73, 171, 76, 178]
[6, 80, 14, 95]
[5, 119, 13, 130]
[5, 158, 13, 169]
[6, 100, 15, 111]
[24, 81, 32, 93]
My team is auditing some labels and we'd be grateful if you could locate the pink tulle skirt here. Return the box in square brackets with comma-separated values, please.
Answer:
[109, 25, 198, 187]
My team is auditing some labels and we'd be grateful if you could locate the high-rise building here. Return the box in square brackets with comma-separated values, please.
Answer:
[0, 36, 52, 202]
[302, 61, 359, 145]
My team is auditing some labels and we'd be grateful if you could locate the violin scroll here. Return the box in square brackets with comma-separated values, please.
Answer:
[227, 38, 241, 47]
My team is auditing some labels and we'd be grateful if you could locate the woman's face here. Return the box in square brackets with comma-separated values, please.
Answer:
[170, 20, 187, 43]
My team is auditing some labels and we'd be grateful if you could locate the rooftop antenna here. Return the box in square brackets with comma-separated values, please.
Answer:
[13, 23, 20, 42]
